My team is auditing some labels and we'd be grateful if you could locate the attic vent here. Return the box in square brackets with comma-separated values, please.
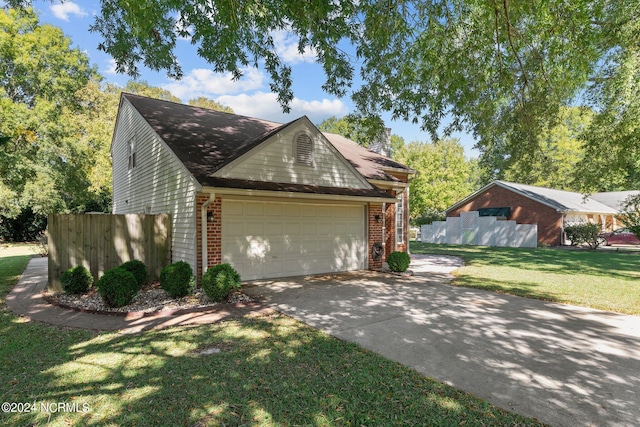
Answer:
[294, 133, 314, 166]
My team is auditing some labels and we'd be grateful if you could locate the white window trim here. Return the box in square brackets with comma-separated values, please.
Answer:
[127, 136, 137, 171]
[396, 192, 404, 245]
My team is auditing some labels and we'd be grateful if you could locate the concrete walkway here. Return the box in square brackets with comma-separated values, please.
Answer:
[243, 255, 640, 427]
[6, 257, 273, 334]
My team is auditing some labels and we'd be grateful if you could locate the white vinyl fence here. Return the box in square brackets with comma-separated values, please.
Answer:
[421, 211, 537, 248]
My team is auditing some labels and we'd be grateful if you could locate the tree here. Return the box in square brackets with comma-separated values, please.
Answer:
[0, 8, 97, 239]
[316, 115, 380, 148]
[9, 1, 640, 191]
[394, 138, 476, 222]
[488, 107, 591, 191]
[121, 80, 181, 103]
[618, 194, 640, 241]
[188, 96, 234, 113]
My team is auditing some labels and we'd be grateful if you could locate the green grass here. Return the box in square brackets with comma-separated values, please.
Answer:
[0, 244, 544, 426]
[412, 242, 640, 315]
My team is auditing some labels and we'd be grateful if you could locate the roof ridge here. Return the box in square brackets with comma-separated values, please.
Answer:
[122, 92, 284, 126]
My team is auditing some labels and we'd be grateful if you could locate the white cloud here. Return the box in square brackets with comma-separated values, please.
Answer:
[271, 30, 317, 64]
[216, 91, 348, 124]
[103, 58, 118, 76]
[161, 67, 265, 100]
[50, 2, 87, 21]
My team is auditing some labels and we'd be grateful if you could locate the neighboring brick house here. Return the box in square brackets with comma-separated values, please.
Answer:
[111, 93, 414, 282]
[445, 181, 621, 246]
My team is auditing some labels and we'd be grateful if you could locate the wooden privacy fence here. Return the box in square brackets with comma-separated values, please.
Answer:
[48, 214, 171, 291]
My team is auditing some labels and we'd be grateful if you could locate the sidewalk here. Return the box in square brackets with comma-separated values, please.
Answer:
[5, 257, 274, 334]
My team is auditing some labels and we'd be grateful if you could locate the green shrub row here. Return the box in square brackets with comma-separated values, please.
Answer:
[61, 260, 242, 307]
[61, 260, 149, 307]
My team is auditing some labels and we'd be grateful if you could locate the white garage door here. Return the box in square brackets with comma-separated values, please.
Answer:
[222, 199, 366, 281]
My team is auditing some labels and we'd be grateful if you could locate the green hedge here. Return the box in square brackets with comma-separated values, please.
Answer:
[160, 261, 194, 298]
[120, 260, 148, 289]
[96, 268, 139, 307]
[60, 265, 93, 294]
[387, 251, 411, 273]
[202, 264, 241, 302]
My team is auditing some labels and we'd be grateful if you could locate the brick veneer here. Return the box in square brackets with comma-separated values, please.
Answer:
[384, 198, 396, 256]
[368, 204, 384, 270]
[447, 185, 564, 246]
[196, 193, 222, 283]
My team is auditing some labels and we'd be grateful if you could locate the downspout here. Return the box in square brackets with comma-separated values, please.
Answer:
[201, 192, 215, 278]
[560, 213, 565, 245]
[382, 203, 386, 256]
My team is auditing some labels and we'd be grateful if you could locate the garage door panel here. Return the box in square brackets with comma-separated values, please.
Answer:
[300, 205, 316, 217]
[246, 204, 264, 216]
[317, 223, 333, 235]
[222, 200, 365, 281]
[245, 222, 264, 236]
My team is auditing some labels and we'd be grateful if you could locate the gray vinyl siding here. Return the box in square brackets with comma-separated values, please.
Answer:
[111, 98, 199, 272]
[215, 121, 371, 189]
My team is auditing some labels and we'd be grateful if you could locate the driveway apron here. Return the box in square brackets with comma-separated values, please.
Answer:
[242, 255, 640, 427]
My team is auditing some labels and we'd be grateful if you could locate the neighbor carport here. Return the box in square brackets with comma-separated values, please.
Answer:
[242, 255, 640, 427]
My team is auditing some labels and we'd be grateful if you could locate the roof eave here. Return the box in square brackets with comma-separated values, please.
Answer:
[201, 186, 397, 204]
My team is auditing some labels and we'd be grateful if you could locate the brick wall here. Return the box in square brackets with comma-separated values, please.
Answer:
[447, 185, 564, 246]
[368, 204, 384, 270]
[384, 198, 396, 256]
[196, 193, 222, 283]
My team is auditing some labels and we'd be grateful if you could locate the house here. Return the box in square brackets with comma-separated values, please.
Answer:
[444, 181, 625, 246]
[111, 93, 415, 282]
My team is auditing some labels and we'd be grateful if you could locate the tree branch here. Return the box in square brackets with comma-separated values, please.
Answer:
[502, 0, 529, 90]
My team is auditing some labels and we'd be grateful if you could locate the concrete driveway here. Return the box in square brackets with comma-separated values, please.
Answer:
[242, 255, 640, 427]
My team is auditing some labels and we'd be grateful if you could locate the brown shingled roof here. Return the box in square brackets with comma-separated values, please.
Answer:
[122, 93, 412, 196]
[322, 132, 415, 181]
[124, 93, 288, 182]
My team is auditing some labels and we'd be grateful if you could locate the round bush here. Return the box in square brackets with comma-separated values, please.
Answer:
[96, 268, 139, 307]
[60, 265, 93, 294]
[119, 260, 147, 289]
[387, 251, 411, 273]
[202, 264, 241, 302]
[160, 261, 194, 298]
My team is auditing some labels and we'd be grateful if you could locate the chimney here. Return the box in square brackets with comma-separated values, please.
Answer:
[369, 127, 392, 157]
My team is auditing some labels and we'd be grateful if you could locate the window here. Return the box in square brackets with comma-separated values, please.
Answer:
[396, 192, 404, 245]
[478, 207, 510, 218]
[294, 133, 314, 166]
[127, 137, 137, 170]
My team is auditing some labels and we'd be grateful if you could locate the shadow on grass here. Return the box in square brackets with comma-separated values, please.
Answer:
[411, 243, 640, 282]
[451, 275, 558, 303]
[0, 310, 544, 427]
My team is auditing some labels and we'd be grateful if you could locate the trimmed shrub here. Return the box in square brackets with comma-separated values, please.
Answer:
[96, 268, 139, 307]
[387, 251, 411, 273]
[202, 263, 241, 302]
[60, 265, 93, 294]
[565, 223, 603, 249]
[120, 260, 147, 289]
[160, 261, 194, 298]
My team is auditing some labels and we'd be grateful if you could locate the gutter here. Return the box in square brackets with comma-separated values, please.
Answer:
[200, 192, 215, 277]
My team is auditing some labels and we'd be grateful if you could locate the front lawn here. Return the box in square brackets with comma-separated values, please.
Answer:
[0, 245, 543, 426]
[412, 242, 640, 315]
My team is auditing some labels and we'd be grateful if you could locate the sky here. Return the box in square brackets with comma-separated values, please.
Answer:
[27, 0, 478, 157]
